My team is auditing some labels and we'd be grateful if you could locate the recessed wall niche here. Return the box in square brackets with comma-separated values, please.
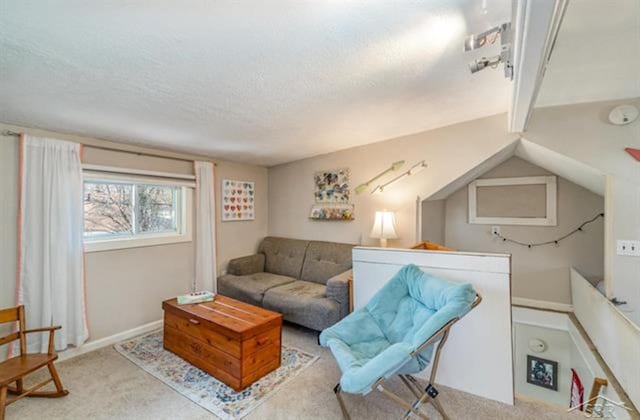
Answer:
[468, 176, 557, 226]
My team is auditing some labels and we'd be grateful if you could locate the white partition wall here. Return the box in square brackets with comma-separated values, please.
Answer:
[571, 269, 640, 409]
[352, 247, 514, 405]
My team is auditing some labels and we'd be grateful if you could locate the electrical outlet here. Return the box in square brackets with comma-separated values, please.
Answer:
[630, 241, 640, 257]
[617, 240, 640, 256]
[491, 226, 501, 237]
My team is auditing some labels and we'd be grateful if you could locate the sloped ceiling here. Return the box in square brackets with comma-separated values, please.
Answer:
[515, 139, 605, 196]
[425, 138, 606, 200]
[427, 139, 520, 200]
[0, 0, 512, 166]
[536, 0, 640, 107]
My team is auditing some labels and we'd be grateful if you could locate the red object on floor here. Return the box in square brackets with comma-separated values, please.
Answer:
[625, 148, 640, 161]
[570, 368, 584, 410]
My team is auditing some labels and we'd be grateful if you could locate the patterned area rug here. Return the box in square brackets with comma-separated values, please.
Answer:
[114, 330, 318, 419]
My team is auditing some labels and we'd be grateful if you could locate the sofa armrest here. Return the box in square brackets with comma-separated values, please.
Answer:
[227, 254, 265, 276]
[326, 269, 352, 319]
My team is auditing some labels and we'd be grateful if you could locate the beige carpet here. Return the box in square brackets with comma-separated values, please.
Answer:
[7, 324, 580, 419]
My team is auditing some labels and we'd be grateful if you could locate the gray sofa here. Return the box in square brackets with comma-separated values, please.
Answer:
[218, 237, 354, 331]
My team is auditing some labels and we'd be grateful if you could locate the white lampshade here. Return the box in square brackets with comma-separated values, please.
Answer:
[370, 211, 398, 247]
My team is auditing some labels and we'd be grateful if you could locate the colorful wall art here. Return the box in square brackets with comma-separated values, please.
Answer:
[222, 179, 255, 221]
[314, 168, 350, 204]
[309, 204, 354, 221]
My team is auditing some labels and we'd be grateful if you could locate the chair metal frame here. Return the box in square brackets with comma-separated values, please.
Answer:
[333, 293, 482, 420]
[0, 305, 69, 420]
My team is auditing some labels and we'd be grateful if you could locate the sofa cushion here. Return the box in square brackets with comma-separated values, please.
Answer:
[218, 272, 296, 306]
[262, 280, 341, 331]
[258, 237, 310, 278]
[300, 241, 354, 284]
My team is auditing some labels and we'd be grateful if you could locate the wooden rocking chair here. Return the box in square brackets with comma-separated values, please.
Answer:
[0, 305, 69, 420]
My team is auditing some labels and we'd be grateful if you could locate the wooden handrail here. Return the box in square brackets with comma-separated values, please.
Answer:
[585, 377, 608, 414]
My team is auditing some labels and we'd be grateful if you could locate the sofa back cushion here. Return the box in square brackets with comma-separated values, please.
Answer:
[300, 241, 354, 284]
[259, 237, 310, 278]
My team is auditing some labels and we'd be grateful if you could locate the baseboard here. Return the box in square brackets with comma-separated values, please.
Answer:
[57, 319, 162, 362]
[512, 297, 573, 313]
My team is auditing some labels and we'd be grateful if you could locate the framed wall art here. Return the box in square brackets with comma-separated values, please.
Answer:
[314, 168, 350, 204]
[526, 355, 558, 391]
[222, 179, 255, 221]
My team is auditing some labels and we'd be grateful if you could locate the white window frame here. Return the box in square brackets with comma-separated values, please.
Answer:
[468, 176, 557, 226]
[83, 173, 193, 253]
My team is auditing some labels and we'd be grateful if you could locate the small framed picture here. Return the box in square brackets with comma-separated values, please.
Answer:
[221, 179, 255, 222]
[527, 355, 558, 391]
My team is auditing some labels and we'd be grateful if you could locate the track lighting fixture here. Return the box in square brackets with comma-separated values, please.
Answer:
[463, 24, 505, 52]
[468, 55, 502, 74]
[464, 22, 513, 80]
[371, 160, 427, 194]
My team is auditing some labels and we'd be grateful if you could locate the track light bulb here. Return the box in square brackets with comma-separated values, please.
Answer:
[468, 55, 501, 74]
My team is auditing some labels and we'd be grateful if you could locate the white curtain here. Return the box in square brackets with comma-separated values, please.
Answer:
[17, 135, 88, 353]
[194, 161, 217, 292]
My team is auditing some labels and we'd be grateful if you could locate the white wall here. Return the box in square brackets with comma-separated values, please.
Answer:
[572, 268, 640, 410]
[525, 99, 640, 324]
[440, 157, 604, 305]
[513, 323, 572, 407]
[421, 199, 445, 245]
[605, 175, 640, 321]
[215, 160, 269, 271]
[526, 100, 640, 183]
[268, 113, 519, 247]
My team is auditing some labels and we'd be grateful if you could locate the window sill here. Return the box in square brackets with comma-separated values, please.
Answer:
[84, 232, 192, 253]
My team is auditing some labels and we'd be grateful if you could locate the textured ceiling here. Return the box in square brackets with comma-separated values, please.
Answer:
[536, 0, 640, 107]
[0, 0, 511, 166]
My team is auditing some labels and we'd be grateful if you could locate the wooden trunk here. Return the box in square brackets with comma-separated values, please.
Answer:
[162, 295, 282, 391]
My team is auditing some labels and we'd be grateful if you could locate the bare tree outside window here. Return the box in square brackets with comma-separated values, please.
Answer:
[84, 181, 179, 239]
[84, 183, 133, 236]
[136, 185, 177, 233]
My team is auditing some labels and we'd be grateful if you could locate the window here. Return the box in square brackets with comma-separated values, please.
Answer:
[83, 176, 192, 252]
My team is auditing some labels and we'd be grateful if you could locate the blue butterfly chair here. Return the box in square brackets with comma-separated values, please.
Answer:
[319, 264, 481, 419]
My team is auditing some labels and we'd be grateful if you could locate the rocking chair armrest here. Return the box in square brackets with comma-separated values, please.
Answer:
[23, 325, 62, 334]
[24, 326, 62, 355]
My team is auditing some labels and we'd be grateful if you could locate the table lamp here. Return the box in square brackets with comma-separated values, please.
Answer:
[370, 210, 398, 247]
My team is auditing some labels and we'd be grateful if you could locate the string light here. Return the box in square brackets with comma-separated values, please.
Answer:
[494, 213, 604, 249]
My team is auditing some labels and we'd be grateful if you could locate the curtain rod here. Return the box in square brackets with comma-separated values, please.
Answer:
[1, 129, 216, 166]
